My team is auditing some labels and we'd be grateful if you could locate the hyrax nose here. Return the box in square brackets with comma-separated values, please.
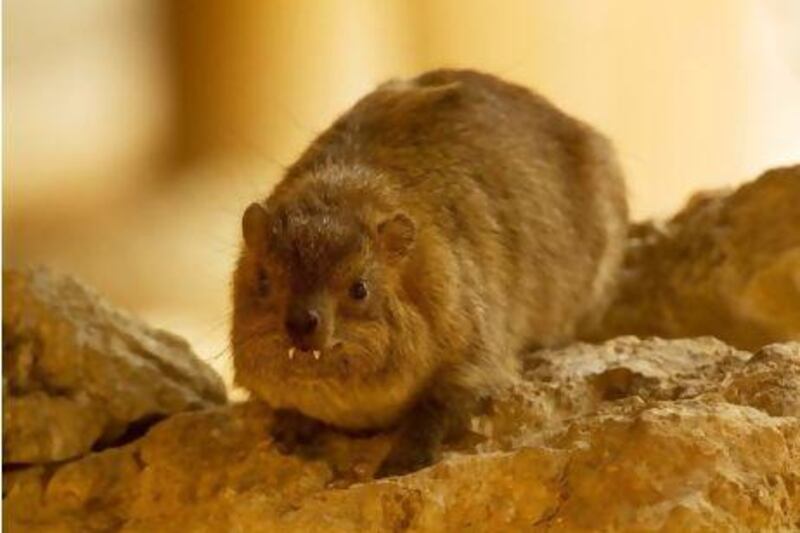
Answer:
[285, 308, 320, 339]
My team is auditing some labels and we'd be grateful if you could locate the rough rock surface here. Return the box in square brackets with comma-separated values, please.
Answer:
[5, 166, 800, 532]
[596, 164, 800, 350]
[4, 337, 800, 532]
[2, 268, 227, 464]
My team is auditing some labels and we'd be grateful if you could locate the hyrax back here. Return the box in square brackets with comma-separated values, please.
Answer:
[231, 69, 627, 474]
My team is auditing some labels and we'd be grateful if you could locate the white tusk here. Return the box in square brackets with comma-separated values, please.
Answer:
[313, 350, 321, 360]
[288, 347, 295, 360]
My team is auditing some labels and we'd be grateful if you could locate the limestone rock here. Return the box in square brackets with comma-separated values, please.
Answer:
[597, 164, 800, 350]
[5, 337, 799, 532]
[5, 163, 800, 530]
[2, 267, 227, 464]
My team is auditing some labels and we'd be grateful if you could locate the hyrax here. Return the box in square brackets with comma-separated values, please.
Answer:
[231, 69, 628, 476]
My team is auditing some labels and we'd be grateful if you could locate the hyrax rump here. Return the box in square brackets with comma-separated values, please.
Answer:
[231, 69, 628, 476]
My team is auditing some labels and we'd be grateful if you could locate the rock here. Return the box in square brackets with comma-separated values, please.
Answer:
[722, 342, 800, 418]
[596, 164, 800, 350]
[5, 337, 799, 531]
[2, 267, 227, 464]
[6, 164, 800, 530]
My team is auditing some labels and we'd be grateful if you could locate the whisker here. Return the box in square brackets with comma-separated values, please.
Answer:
[213, 326, 273, 361]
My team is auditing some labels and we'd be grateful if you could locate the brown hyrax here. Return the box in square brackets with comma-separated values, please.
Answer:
[231, 69, 628, 476]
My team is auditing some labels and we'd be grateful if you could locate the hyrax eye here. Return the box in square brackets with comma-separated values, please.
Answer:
[349, 280, 368, 300]
[256, 269, 270, 297]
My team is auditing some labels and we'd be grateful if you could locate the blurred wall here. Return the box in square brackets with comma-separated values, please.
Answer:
[410, 0, 800, 217]
[3, 0, 173, 211]
[4, 0, 800, 383]
[167, 0, 417, 166]
[165, 0, 800, 218]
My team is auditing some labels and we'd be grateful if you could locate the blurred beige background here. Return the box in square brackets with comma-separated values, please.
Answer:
[5, 0, 800, 385]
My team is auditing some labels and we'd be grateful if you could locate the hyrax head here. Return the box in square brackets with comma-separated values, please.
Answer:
[230, 182, 424, 426]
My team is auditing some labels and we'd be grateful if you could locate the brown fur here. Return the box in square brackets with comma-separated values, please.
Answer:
[231, 69, 628, 474]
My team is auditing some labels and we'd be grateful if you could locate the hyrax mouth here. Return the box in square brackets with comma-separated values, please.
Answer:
[287, 347, 322, 360]
[286, 342, 343, 361]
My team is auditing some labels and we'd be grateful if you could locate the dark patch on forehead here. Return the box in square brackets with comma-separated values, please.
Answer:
[270, 205, 366, 289]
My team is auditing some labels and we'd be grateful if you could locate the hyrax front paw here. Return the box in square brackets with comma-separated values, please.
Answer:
[374, 444, 436, 478]
[269, 409, 324, 455]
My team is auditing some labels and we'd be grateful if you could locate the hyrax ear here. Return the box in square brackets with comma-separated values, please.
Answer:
[242, 202, 269, 250]
[411, 81, 462, 106]
[377, 213, 416, 259]
[380, 79, 462, 115]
